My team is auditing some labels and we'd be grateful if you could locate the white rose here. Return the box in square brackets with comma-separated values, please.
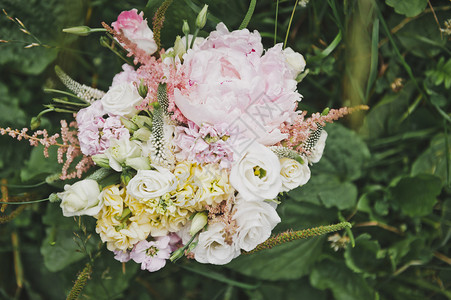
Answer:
[233, 195, 280, 251]
[57, 179, 102, 217]
[283, 47, 306, 77]
[307, 130, 328, 164]
[194, 222, 240, 265]
[101, 82, 143, 117]
[280, 158, 311, 192]
[104, 138, 142, 172]
[230, 142, 282, 201]
[126, 166, 177, 200]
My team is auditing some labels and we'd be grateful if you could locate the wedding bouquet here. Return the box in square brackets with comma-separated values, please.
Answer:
[1, 3, 365, 274]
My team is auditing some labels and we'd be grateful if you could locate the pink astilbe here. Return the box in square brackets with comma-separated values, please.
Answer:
[279, 105, 369, 153]
[1, 121, 93, 180]
[58, 120, 93, 180]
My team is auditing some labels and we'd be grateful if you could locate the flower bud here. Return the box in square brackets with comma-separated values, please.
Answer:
[125, 157, 151, 171]
[92, 154, 110, 168]
[173, 35, 186, 59]
[120, 117, 139, 132]
[62, 26, 91, 36]
[30, 116, 41, 130]
[189, 211, 208, 236]
[132, 127, 152, 141]
[169, 247, 185, 262]
[49, 193, 60, 203]
[137, 79, 148, 98]
[121, 168, 134, 186]
[196, 5, 208, 29]
[131, 115, 152, 128]
[182, 20, 190, 36]
[99, 36, 110, 48]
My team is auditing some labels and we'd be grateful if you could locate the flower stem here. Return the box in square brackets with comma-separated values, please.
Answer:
[243, 221, 352, 255]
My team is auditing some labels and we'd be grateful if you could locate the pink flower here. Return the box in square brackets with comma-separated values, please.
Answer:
[112, 9, 157, 55]
[76, 100, 130, 156]
[113, 250, 131, 263]
[111, 64, 140, 87]
[129, 236, 172, 272]
[174, 121, 237, 168]
[174, 23, 301, 146]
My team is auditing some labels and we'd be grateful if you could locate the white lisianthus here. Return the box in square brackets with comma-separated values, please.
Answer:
[104, 138, 142, 172]
[279, 158, 311, 192]
[126, 166, 177, 200]
[194, 222, 240, 265]
[57, 179, 102, 217]
[233, 195, 280, 252]
[307, 130, 328, 164]
[230, 142, 282, 201]
[283, 47, 306, 77]
[101, 82, 143, 117]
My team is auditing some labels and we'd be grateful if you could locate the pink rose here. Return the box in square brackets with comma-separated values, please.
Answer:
[174, 23, 301, 146]
[112, 9, 157, 55]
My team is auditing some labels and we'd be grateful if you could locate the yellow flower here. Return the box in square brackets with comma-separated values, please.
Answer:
[95, 185, 152, 251]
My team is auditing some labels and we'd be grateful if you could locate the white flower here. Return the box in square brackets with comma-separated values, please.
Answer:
[230, 142, 282, 201]
[283, 47, 306, 78]
[57, 179, 102, 217]
[194, 222, 240, 265]
[279, 158, 311, 192]
[126, 166, 177, 200]
[101, 82, 143, 117]
[307, 130, 328, 164]
[233, 195, 281, 251]
[104, 138, 142, 172]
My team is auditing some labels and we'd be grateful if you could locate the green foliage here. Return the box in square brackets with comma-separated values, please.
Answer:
[426, 57, 451, 89]
[385, 0, 428, 17]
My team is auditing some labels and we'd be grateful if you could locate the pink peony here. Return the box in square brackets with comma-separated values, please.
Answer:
[174, 23, 301, 146]
[112, 9, 157, 55]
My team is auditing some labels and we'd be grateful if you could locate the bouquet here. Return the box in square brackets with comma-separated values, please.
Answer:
[1, 2, 367, 277]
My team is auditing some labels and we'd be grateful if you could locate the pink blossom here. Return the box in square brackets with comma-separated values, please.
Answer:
[174, 121, 237, 168]
[113, 250, 131, 262]
[112, 9, 157, 55]
[174, 23, 301, 146]
[111, 64, 140, 87]
[129, 236, 172, 272]
[76, 100, 130, 156]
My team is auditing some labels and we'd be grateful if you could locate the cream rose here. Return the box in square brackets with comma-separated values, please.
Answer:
[230, 142, 282, 201]
[280, 158, 311, 192]
[233, 195, 281, 251]
[104, 137, 142, 172]
[193, 222, 240, 265]
[126, 166, 177, 200]
[101, 82, 143, 117]
[57, 179, 102, 217]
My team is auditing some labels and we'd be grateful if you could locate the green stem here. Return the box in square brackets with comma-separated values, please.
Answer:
[190, 28, 199, 49]
[44, 88, 79, 99]
[284, 0, 300, 49]
[243, 221, 352, 254]
[274, 0, 279, 45]
[0, 198, 49, 205]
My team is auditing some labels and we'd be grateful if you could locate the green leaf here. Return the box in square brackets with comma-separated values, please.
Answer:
[40, 204, 99, 272]
[344, 233, 387, 274]
[226, 237, 324, 281]
[390, 174, 442, 217]
[310, 259, 377, 300]
[20, 145, 61, 182]
[412, 133, 451, 185]
[385, 0, 427, 17]
[426, 57, 451, 89]
[316, 123, 370, 181]
[248, 279, 326, 300]
[289, 174, 358, 210]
